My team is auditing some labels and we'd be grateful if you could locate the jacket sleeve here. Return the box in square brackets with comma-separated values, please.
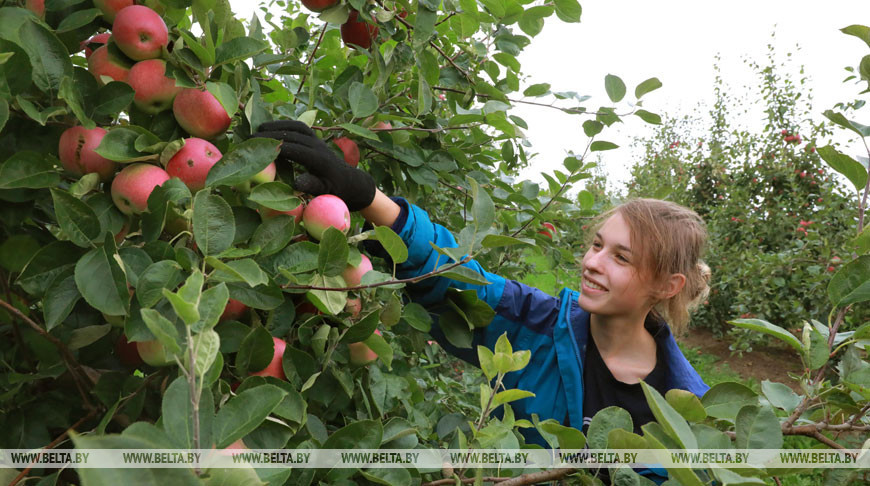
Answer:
[388, 198, 562, 366]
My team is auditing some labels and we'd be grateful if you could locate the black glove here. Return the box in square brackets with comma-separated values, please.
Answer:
[253, 120, 376, 212]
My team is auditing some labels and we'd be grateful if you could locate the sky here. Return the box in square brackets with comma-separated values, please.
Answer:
[232, 1, 870, 192]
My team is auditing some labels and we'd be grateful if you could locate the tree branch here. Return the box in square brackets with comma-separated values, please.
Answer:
[433, 86, 635, 117]
[497, 468, 578, 486]
[282, 256, 473, 291]
[423, 477, 510, 486]
[0, 297, 96, 411]
[294, 26, 327, 102]
[312, 124, 480, 133]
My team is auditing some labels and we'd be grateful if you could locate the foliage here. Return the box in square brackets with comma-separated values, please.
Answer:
[0, 1, 867, 486]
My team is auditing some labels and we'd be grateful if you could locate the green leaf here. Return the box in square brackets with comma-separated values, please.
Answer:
[193, 191, 235, 256]
[318, 227, 349, 277]
[735, 404, 783, 449]
[538, 421, 586, 449]
[468, 176, 495, 232]
[700, 382, 759, 420]
[3, 14, 72, 95]
[435, 264, 492, 285]
[412, 6, 437, 50]
[140, 308, 182, 356]
[518, 7, 553, 37]
[250, 215, 294, 257]
[74, 243, 129, 316]
[480, 234, 532, 249]
[827, 255, 870, 307]
[68, 324, 112, 350]
[236, 326, 274, 376]
[71, 434, 201, 485]
[58, 76, 94, 129]
[341, 310, 380, 343]
[178, 29, 215, 67]
[729, 318, 803, 352]
[213, 384, 287, 448]
[493, 389, 534, 406]
[136, 260, 183, 308]
[842, 24, 870, 48]
[817, 145, 868, 192]
[823, 110, 870, 137]
[193, 283, 229, 333]
[93, 127, 156, 162]
[373, 226, 408, 264]
[523, 82, 551, 97]
[604, 74, 626, 103]
[478, 346, 497, 380]
[665, 389, 707, 422]
[226, 281, 284, 310]
[205, 138, 280, 187]
[189, 329, 219, 377]
[50, 189, 101, 247]
[57, 8, 102, 33]
[0, 98, 8, 133]
[208, 258, 269, 287]
[635, 109, 662, 125]
[401, 302, 431, 332]
[639, 382, 697, 449]
[553, 0, 582, 22]
[348, 82, 378, 118]
[162, 270, 202, 326]
[249, 182, 301, 211]
[761, 380, 802, 412]
[162, 376, 213, 449]
[90, 81, 134, 119]
[0, 151, 60, 189]
[43, 275, 80, 331]
[338, 123, 380, 142]
[582, 120, 603, 137]
[17, 241, 81, 297]
[641, 423, 705, 486]
[635, 77, 663, 98]
[587, 406, 633, 449]
[591, 141, 619, 152]
[215, 36, 268, 66]
[308, 275, 348, 315]
[205, 81, 238, 119]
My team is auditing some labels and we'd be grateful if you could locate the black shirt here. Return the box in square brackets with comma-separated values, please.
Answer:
[580, 314, 670, 435]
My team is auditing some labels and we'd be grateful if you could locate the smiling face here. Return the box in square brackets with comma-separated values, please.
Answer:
[579, 212, 656, 319]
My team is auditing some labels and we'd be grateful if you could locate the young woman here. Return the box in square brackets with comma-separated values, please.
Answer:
[255, 121, 712, 483]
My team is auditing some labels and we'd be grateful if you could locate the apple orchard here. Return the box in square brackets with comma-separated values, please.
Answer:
[1, 1, 869, 486]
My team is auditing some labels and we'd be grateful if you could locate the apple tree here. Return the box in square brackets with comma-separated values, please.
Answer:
[0, 1, 867, 486]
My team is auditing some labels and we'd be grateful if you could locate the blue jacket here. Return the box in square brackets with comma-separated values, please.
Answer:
[390, 198, 710, 482]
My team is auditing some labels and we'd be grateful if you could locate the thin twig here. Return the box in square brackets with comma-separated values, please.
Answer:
[423, 477, 510, 486]
[8, 410, 100, 486]
[294, 26, 327, 101]
[312, 124, 480, 133]
[497, 468, 578, 486]
[433, 86, 636, 117]
[282, 256, 473, 291]
[0, 298, 96, 411]
[510, 138, 593, 238]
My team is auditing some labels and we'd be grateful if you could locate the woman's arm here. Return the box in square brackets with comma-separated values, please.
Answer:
[359, 189, 401, 227]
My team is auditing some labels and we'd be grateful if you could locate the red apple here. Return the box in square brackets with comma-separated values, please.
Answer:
[165, 138, 222, 192]
[111, 163, 171, 215]
[302, 194, 351, 240]
[136, 339, 176, 366]
[300, 0, 339, 12]
[58, 126, 117, 181]
[251, 162, 276, 184]
[333, 137, 359, 168]
[219, 298, 248, 322]
[172, 88, 232, 139]
[261, 201, 304, 223]
[127, 59, 181, 114]
[342, 254, 372, 287]
[93, 0, 134, 23]
[80, 33, 111, 59]
[349, 329, 380, 366]
[87, 44, 133, 85]
[249, 336, 287, 380]
[115, 335, 143, 367]
[373, 121, 392, 131]
[112, 5, 167, 61]
[341, 10, 379, 49]
[25, 0, 45, 18]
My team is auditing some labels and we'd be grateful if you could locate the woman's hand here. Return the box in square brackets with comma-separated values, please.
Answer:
[252, 120, 376, 211]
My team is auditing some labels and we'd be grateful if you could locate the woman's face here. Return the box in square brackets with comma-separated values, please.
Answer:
[578, 212, 655, 318]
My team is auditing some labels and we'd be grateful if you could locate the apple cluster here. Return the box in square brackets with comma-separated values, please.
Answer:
[298, 0, 383, 49]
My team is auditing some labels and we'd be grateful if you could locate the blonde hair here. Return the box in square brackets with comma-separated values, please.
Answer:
[588, 199, 711, 335]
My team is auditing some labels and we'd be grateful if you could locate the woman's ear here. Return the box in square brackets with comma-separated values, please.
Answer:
[661, 273, 687, 300]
